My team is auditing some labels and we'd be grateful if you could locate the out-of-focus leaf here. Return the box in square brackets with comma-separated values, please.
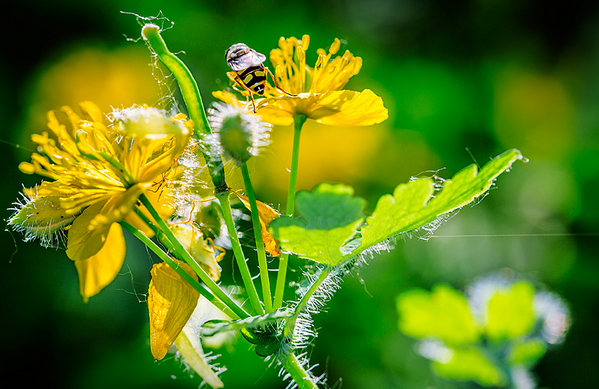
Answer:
[486, 280, 536, 342]
[432, 347, 506, 387]
[270, 183, 365, 265]
[508, 339, 547, 368]
[396, 284, 479, 345]
[355, 149, 523, 255]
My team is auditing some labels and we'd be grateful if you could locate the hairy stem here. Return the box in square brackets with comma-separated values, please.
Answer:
[241, 163, 273, 312]
[273, 114, 307, 309]
[278, 352, 319, 389]
[216, 191, 265, 315]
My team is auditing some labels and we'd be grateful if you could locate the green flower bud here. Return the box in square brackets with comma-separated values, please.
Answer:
[207, 103, 271, 165]
[110, 105, 190, 139]
[8, 191, 77, 248]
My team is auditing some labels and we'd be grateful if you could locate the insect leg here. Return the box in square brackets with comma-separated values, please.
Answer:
[228, 72, 258, 112]
[265, 67, 296, 96]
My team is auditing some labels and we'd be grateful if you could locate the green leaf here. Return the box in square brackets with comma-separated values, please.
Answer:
[508, 339, 547, 368]
[485, 280, 536, 342]
[396, 284, 479, 345]
[270, 183, 365, 265]
[432, 347, 506, 387]
[355, 149, 524, 255]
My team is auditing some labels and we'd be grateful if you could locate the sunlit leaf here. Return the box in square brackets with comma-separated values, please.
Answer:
[270, 183, 365, 265]
[396, 284, 479, 345]
[432, 347, 506, 387]
[486, 280, 536, 342]
[355, 149, 524, 254]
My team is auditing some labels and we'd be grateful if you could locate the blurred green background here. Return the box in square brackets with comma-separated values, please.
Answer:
[1, 0, 598, 388]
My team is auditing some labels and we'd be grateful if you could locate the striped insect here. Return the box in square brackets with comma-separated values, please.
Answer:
[225, 43, 293, 112]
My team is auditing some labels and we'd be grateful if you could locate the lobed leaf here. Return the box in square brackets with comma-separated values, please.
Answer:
[355, 149, 524, 255]
[270, 183, 366, 265]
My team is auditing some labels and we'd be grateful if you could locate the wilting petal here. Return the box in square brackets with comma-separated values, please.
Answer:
[74, 223, 126, 302]
[171, 225, 221, 281]
[235, 194, 281, 256]
[148, 261, 200, 360]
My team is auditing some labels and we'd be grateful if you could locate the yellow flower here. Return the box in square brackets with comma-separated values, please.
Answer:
[16, 102, 191, 301]
[214, 35, 388, 126]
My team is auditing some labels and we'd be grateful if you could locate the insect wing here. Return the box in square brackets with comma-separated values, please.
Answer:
[248, 49, 267, 66]
[228, 55, 253, 71]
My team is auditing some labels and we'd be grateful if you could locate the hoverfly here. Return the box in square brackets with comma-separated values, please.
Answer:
[225, 43, 293, 112]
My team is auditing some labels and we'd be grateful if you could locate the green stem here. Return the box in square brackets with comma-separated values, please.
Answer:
[141, 23, 226, 190]
[139, 194, 249, 319]
[273, 115, 307, 309]
[216, 191, 265, 315]
[293, 267, 330, 319]
[285, 115, 307, 215]
[241, 163, 273, 312]
[132, 206, 160, 236]
[119, 220, 238, 319]
[277, 352, 319, 389]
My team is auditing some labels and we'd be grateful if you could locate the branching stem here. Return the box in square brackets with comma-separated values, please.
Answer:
[139, 194, 249, 319]
[119, 220, 238, 319]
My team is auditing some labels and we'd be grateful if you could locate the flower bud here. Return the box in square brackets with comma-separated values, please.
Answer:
[207, 103, 272, 165]
[111, 105, 189, 139]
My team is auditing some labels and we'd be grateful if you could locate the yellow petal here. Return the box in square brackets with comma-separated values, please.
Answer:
[235, 193, 281, 256]
[313, 89, 388, 126]
[255, 105, 295, 126]
[66, 185, 143, 261]
[135, 134, 190, 183]
[74, 223, 125, 302]
[79, 101, 104, 123]
[66, 201, 112, 261]
[148, 261, 200, 360]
